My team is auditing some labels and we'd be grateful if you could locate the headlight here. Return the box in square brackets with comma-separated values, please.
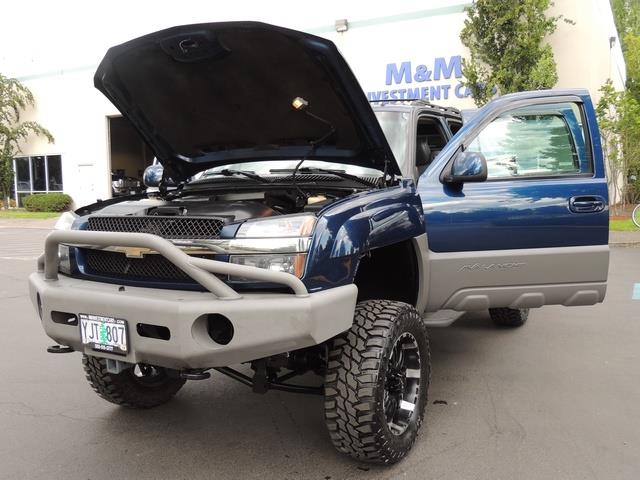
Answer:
[236, 214, 316, 238]
[229, 254, 307, 281]
[54, 211, 77, 274]
[231, 214, 315, 281]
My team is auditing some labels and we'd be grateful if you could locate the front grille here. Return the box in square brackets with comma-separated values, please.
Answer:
[82, 249, 209, 284]
[87, 216, 224, 239]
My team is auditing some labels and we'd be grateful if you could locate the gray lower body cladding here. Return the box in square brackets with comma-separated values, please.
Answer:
[29, 273, 357, 369]
[425, 244, 609, 311]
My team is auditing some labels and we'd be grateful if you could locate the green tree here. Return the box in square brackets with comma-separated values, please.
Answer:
[0, 73, 54, 208]
[611, 0, 640, 100]
[597, 80, 640, 211]
[611, 0, 640, 50]
[624, 33, 640, 100]
[460, 0, 561, 107]
[598, 0, 640, 209]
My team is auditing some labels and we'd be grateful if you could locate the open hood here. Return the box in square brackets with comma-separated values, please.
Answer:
[94, 22, 400, 182]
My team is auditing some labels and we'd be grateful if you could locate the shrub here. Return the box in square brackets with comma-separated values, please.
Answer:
[23, 193, 73, 212]
[2, 198, 16, 208]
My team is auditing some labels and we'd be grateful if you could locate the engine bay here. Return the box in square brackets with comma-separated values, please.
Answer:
[153, 190, 339, 221]
[88, 188, 348, 224]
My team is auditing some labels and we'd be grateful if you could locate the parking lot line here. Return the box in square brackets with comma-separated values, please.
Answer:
[634, 283, 640, 300]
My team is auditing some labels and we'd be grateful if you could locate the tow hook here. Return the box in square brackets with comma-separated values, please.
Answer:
[180, 368, 211, 380]
[46, 345, 74, 354]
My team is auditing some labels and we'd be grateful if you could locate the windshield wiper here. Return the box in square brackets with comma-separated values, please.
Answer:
[207, 169, 269, 183]
[166, 169, 270, 200]
[270, 167, 377, 188]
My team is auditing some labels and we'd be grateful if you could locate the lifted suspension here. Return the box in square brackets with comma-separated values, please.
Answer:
[178, 349, 326, 396]
[214, 366, 323, 396]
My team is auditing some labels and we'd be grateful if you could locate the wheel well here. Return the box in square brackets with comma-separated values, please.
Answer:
[353, 239, 419, 307]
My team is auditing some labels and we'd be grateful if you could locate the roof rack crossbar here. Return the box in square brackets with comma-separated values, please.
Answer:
[368, 99, 461, 115]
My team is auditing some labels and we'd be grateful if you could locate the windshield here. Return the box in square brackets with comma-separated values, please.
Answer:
[198, 160, 382, 179]
[374, 111, 408, 171]
[196, 111, 407, 181]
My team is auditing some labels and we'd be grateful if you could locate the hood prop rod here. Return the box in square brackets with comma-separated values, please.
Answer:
[291, 96, 336, 202]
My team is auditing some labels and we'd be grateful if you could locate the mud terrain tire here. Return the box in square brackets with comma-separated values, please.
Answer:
[324, 300, 430, 464]
[489, 307, 529, 327]
[82, 355, 185, 408]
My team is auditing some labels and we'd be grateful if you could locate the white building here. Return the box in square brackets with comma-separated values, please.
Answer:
[0, 0, 626, 207]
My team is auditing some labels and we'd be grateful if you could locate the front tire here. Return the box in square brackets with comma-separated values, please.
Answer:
[489, 307, 529, 327]
[82, 355, 186, 408]
[324, 300, 430, 464]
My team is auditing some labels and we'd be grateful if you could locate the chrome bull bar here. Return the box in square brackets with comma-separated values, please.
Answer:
[38, 230, 309, 299]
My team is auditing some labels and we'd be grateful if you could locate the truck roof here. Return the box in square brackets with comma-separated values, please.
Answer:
[369, 89, 592, 122]
[369, 99, 463, 120]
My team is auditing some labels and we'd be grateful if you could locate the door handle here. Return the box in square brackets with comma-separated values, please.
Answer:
[569, 196, 606, 213]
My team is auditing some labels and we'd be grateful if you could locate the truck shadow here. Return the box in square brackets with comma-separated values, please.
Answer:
[85, 310, 511, 479]
[447, 310, 498, 330]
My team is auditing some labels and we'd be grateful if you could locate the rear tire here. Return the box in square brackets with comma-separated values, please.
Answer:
[489, 307, 529, 328]
[324, 300, 430, 464]
[82, 355, 186, 408]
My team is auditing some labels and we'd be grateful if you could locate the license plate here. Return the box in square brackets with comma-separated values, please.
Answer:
[79, 314, 128, 356]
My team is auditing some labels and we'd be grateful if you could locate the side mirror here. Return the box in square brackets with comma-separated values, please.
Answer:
[143, 164, 164, 187]
[443, 151, 488, 184]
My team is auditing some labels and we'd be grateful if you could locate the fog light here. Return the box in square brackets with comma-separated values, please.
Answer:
[206, 314, 234, 345]
[228, 254, 306, 281]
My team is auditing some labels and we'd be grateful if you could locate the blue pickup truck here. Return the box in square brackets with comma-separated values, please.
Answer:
[29, 22, 609, 464]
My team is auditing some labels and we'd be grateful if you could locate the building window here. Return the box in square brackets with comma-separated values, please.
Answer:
[13, 155, 63, 206]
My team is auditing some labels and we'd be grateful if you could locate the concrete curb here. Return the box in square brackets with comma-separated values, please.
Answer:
[609, 231, 640, 247]
[0, 218, 59, 230]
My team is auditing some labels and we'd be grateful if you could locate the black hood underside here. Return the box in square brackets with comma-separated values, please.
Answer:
[94, 22, 399, 182]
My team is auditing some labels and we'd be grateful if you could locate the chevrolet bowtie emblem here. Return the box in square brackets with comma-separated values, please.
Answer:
[114, 246, 155, 258]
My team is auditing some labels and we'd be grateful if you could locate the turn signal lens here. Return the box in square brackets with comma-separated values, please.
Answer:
[54, 211, 77, 231]
[228, 254, 307, 281]
[58, 245, 71, 275]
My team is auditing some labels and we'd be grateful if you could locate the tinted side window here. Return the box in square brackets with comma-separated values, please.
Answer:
[467, 102, 592, 179]
[417, 117, 447, 150]
[447, 120, 463, 135]
[416, 116, 448, 174]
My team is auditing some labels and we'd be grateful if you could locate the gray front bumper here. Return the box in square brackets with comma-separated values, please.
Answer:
[29, 274, 357, 369]
[28, 230, 358, 369]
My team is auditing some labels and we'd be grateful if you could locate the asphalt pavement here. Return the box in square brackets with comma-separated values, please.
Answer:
[1, 226, 639, 480]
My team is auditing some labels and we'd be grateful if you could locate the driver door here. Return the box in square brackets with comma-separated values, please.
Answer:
[417, 91, 609, 312]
